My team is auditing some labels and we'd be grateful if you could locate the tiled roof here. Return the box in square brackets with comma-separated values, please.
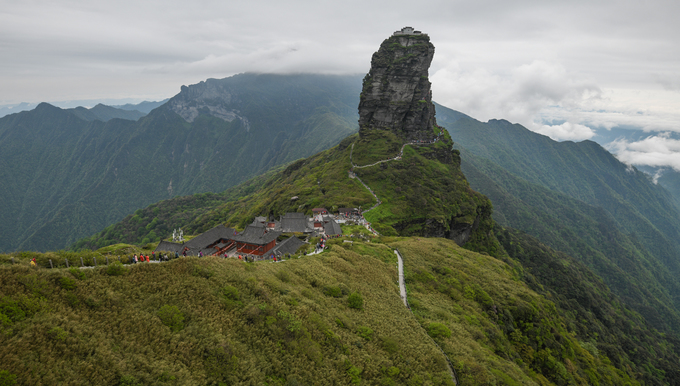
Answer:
[233, 225, 280, 245]
[323, 217, 343, 236]
[184, 224, 236, 250]
[271, 236, 305, 256]
[279, 213, 312, 233]
[283, 212, 306, 218]
[155, 241, 184, 253]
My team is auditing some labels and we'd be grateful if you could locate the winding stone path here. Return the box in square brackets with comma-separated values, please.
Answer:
[394, 248, 458, 385]
[347, 136, 442, 236]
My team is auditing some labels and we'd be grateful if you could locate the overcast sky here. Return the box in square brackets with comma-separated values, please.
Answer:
[2, 0, 679, 168]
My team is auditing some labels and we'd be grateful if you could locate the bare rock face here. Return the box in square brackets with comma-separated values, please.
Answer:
[167, 79, 250, 130]
[358, 29, 437, 141]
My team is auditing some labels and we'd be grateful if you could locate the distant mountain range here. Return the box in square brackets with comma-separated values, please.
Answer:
[0, 74, 362, 252]
[436, 103, 680, 335]
[0, 99, 168, 118]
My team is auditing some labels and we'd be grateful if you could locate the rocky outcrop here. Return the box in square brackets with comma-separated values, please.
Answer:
[167, 79, 250, 130]
[358, 29, 437, 141]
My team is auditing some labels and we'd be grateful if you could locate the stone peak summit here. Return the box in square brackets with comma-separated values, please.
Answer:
[358, 27, 437, 141]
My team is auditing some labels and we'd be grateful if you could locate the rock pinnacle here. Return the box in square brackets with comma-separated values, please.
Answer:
[358, 27, 438, 141]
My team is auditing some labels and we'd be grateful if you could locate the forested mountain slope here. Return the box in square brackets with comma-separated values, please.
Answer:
[0, 74, 362, 252]
[438, 104, 680, 334]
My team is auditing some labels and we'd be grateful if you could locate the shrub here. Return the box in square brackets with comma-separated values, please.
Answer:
[221, 285, 242, 309]
[474, 285, 493, 307]
[157, 305, 185, 332]
[426, 322, 451, 339]
[0, 298, 25, 322]
[275, 271, 291, 283]
[463, 285, 475, 300]
[323, 286, 343, 298]
[222, 286, 239, 300]
[106, 261, 125, 276]
[58, 276, 77, 290]
[347, 365, 362, 385]
[357, 326, 373, 341]
[47, 327, 68, 341]
[0, 313, 11, 328]
[380, 336, 399, 354]
[84, 297, 100, 309]
[69, 268, 86, 280]
[0, 370, 18, 386]
[64, 292, 79, 307]
[119, 374, 141, 386]
[348, 292, 364, 310]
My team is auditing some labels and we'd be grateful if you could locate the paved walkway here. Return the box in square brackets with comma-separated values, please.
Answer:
[394, 248, 458, 385]
[395, 250, 408, 308]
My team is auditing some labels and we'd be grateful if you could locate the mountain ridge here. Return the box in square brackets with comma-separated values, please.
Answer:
[0, 74, 363, 252]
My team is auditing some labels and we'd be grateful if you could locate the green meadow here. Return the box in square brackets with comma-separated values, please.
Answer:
[0, 235, 643, 385]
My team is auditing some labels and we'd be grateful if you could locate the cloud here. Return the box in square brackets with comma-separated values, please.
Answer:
[535, 122, 595, 141]
[605, 134, 680, 171]
[1, 0, 680, 150]
[431, 60, 600, 141]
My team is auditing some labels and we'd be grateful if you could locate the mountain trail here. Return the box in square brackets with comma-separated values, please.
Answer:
[347, 136, 442, 236]
[394, 248, 458, 385]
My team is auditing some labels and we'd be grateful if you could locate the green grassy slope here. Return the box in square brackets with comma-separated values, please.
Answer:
[1, 235, 659, 385]
[75, 128, 497, 255]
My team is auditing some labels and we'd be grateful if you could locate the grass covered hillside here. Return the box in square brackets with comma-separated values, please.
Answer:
[352, 128, 496, 254]
[75, 128, 497, 255]
[0, 235, 655, 385]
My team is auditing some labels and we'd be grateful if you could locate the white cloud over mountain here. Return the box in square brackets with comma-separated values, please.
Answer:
[1, 0, 679, 167]
[606, 134, 680, 171]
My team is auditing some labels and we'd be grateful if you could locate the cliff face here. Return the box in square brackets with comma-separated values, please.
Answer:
[167, 79, 249, 126]
[352, 29, 498, 253]
[358, 32, 437, 141]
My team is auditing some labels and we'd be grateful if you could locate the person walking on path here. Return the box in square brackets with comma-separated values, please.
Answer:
[30, 258, 37, 267]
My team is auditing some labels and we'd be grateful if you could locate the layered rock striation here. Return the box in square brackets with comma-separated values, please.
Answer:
[167, 79, 250, 128]
[358, 28, 437, 141]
